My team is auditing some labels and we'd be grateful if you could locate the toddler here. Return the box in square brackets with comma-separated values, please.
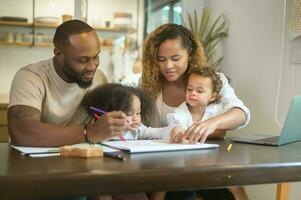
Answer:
[167, 66, 249, 200]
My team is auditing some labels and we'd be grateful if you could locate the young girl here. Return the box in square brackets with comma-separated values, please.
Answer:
[82, 83, 181, 200]
[167, 66, 249, 200]
[83, 83, 179, 141]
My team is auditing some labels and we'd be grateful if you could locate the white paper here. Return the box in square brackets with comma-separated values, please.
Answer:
[11, 143, 119, 158]
[30, 153, 61, 157]
[101, 139, 219, 153]
[11, 145, 60, 154]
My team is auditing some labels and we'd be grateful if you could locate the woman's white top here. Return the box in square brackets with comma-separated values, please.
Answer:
[166, 102, 247, 130]
[155, 72, 251, 128]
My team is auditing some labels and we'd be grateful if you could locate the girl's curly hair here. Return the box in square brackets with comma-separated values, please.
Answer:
[82, 83, 155, 125]
[141, 23, 208, 100]
[186, 66, 223, 104]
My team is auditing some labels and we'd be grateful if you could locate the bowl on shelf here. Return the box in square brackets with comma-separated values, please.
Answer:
[34, 17, 59, 25]
[113, 12, 133, 28]
[62, 15, 72, 22]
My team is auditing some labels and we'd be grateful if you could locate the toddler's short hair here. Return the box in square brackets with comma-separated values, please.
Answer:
[187, 66, 223, 103]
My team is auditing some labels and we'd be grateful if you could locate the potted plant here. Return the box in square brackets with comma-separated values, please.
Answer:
[181, 8, 228, 70]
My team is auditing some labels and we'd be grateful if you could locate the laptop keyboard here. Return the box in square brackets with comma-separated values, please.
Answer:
[255, 136, 280, 145]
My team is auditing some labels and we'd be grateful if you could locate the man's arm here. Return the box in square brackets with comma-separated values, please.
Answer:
[8, 105, 86, 147]
[8, 105, 127, 147]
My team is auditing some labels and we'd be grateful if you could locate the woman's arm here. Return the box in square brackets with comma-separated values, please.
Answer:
[218, 73, 250, 128]
[184, 108, 246, 143]
[209, 130, 226, 139]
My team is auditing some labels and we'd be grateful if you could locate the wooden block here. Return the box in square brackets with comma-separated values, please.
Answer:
[60, 145, 103, 158]
[276, 183, 289, 200]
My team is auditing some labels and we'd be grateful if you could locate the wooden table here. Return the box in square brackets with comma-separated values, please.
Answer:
[1, 140, 301, 200]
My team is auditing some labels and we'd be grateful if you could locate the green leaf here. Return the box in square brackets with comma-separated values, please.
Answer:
[207, 37, 223, 52]
[212, 57, 223, 69]
[187, 13, 194, 33]
[200, 8, 211, 41]
[205, 32, 228, 47]
[204, 15, 222, 43]
[211, 18, 226, 36]
[182, 8, 228, 68]
[194, 10, 198, 37]
[206, 47, 215, 62]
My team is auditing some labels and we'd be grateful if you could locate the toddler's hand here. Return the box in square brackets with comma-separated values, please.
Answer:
[170, 126, 185, 143]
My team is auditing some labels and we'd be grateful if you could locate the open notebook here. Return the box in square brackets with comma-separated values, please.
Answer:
[101, 139, 219, 153]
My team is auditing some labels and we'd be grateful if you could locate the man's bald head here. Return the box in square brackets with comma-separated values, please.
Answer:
[53, 20, 95, 49]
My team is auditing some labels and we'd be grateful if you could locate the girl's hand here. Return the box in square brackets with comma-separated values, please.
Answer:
[183, 118, 219, 144]
[170, 126, 185, 143]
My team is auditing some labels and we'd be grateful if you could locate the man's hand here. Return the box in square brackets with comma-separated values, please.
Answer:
[170, 126, 185, 143]
[88, 111, 127, 141]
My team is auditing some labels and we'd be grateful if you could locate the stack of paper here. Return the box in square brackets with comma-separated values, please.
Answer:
[101, 139, 219, 153]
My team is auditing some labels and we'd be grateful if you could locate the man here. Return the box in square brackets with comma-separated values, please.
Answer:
[8, 20, 127, 147]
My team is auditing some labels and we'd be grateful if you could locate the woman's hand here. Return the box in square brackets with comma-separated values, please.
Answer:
[183, 118, 220, 144]
[170, 126, 185, 143]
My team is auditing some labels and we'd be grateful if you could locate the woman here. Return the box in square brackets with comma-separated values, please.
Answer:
[141, 23, 250, 200]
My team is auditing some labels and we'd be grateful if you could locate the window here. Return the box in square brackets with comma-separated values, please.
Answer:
[144, 0, 182, 36]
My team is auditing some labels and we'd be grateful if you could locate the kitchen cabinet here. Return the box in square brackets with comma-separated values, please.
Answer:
[0, 0, 136, 48]
[0, 0, 139, 86]
[0, 104, 8, 142]
[0, 20, 135, 48]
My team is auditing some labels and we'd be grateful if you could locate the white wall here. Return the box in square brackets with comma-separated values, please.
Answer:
[0, 0, 143, 98]
[182, 0, 301, 199]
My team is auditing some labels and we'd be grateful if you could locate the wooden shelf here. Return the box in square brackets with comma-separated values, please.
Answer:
[0, 103, 8, 142]
[0, 41, 113, 49]
[0, 21, 32, 27]
[34, 42, 53, 47]
[0, 21, 129, 49]
[0, 41, 52, 47]
[0, 21, 58, 28]
[34, 22, 59, 28]
[0, 21, 136, 33]
[94, 26, 135, 33]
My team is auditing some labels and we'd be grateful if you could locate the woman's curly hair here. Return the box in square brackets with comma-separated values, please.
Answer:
[82, 83, 155, 125]
[141, 23, 208, 100]
[186, 66, 223, 104]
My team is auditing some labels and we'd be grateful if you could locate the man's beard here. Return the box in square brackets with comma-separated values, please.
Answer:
[62, 62, 94, 89]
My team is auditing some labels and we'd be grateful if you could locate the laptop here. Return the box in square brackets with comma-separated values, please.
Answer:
[229, 96, 301, 146]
